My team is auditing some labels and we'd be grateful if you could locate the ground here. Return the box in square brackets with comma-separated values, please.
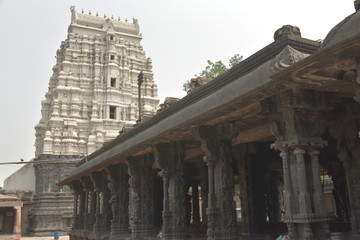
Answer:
[0, 235, 69, 240]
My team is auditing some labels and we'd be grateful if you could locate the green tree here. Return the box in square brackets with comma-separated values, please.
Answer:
[197, 60, 228, 78]
[228, 53, 243, 68]
[183, 54, 243, 92]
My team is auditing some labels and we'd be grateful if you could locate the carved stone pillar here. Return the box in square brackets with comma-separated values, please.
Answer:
[81, 176, 96, 231]
[127, 154, 155, 239]
[329, 108, 360, 239]
[194, 123, 238, 240]
[69, 180, 83, 231]
[155, 142, 187, 239]
[294, 147, 311, 215]
[78, 183, 86, 230]
[159, 170, 172, 239]
[106, 165, 129, 239]
[309, 150, 325, 215]
[263, 89, 331, 240]
[91, 170, 110, 235]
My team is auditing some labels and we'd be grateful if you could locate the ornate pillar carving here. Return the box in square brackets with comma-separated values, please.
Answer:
[294, 147, 311, 215]
[194, 123, 238, 240]
[154, 142, 187, 239]
[80, 176, 96, 231]
[159, 170, 172, 239]
[106, 164, 129, 239]
[78, 182, 86, 230]
[69, 180, 83, 231]
[91, 170, 110, 235]
[309, 150, 325, 215]
[263, 88, 330, 240]
[329, 104, 360, 239]
[127, 154, 155, 239]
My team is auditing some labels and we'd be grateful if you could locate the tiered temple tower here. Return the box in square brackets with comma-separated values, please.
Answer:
[28, 6, 159, 235]
[35, 6, 158, 156]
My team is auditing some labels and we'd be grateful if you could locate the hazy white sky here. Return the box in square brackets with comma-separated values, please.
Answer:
[0, 0, 354, 186]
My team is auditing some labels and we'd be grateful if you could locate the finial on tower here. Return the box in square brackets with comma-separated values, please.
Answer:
[70, 6, 76, 24]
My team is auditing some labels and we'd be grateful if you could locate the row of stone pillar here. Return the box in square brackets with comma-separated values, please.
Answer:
[68, 124, 241, 240]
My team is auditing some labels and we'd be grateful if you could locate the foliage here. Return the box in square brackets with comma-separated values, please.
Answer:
[183, 81, 191, 92]
[197, 60, 228, 78]
[228, 54, 243, 68]
[183, 54, 243, 92]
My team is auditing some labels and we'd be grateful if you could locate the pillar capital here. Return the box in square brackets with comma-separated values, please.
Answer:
[90, 170, 107, 192]
[80, 175, 94, 191]
[154, 142, 183, 174]
[308, 149, 320, 156]
[158, 169, 170, 178]
[293, 147, 305, 156]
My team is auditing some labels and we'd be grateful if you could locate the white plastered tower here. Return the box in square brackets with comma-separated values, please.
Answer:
[35, 6, 159, 157]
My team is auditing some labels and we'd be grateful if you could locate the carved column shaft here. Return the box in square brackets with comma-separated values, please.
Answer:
[106, 164, 129, 237]
[280, 150, 293, 215]
[78, 189, 86, 229]
[294, 148, 311, 215]
[160, 171, 171, 239]
[127, 155, 155, 239]
[155, 142, 186, 239]
[309, 150, 325, 215]
[194, 124, 237, 240]
[91, 171, 108, 233]
[70, 181, 82, 230]
[81, 176, 96, 231]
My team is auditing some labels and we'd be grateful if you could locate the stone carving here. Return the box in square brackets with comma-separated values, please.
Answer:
[274, 25, 301, 41]
[270, 46, 310, 73]
[127, 155, 155, 238]
[194, 123, 237, 239]
[355, 0, 360, 11]
[155, 142, 187, 238]
[107, 182, 118, 220]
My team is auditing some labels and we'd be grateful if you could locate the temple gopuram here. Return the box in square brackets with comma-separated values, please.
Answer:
[60, 2, 360, 240]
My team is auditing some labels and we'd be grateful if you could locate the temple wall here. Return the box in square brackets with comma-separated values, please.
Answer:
[3, 164, 35, 191]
